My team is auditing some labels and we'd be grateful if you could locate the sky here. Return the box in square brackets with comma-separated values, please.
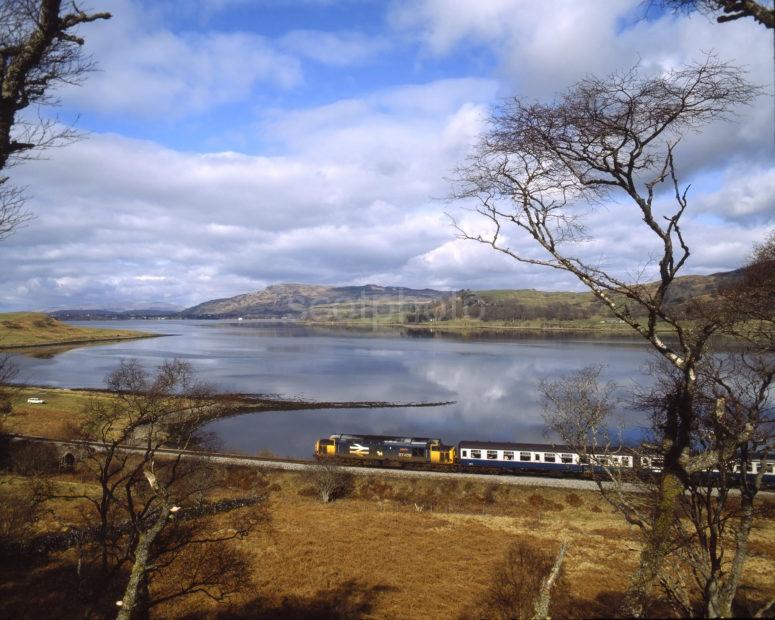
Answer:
[1, 0, 773, 311]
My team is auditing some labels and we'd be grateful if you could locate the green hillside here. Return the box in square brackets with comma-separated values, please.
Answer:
[0, 312, 155, 349]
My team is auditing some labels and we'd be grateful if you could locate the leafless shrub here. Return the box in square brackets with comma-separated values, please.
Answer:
[565, 493, 583, 508]
[0, 477, 51, 556]
[0, 354, 19, 416]
[469, 540, 571, 620]
[303, 462, 353, 503]
[9, 441, 59, 475]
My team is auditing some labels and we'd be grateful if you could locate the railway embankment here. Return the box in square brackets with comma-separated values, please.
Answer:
[2, 439, 775, 618]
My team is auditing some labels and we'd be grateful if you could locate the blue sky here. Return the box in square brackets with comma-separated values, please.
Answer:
[1, 0, 773, 310]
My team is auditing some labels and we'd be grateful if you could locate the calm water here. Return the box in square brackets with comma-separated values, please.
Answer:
[11, 320, 658, 457]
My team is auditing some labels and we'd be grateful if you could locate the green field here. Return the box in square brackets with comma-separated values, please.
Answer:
[0, 312, 155, 349]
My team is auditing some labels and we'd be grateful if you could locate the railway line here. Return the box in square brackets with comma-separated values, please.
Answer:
[7, 433, 771, 495]
[4, 433, 622, 491]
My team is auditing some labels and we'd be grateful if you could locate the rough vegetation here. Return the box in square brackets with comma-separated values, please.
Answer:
[0, 312, 153, 349]
[1, 465, 774, 619]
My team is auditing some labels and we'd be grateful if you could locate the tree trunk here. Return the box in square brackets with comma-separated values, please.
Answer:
[712, 490, 756, 618]
[621, 471, 684, 617]
[532, 541, 568, 620]
[116, 505, 169, 620]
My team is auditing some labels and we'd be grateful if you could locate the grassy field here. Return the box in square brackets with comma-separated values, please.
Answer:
[0, 312, 155, 349]
[1, 468, 774, 618]
[1, 386, 111, 439]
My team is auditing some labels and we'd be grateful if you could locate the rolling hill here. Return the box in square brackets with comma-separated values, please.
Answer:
[180, 283, 449, 319]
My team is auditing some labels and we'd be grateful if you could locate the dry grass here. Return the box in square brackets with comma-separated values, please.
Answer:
[0, 312, 153, 349]
[1, 387, 111, 439]
[1, 467, 774, 619]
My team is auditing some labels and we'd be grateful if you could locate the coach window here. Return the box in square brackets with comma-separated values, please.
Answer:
[767, 463, 774, 473]
[503, 451, 514, 461]
[471, 450, 482, 459]
[544, 453, 555, 463]
[486, 450, 498, 460]
[519, 451, 531, 462]
[461, 450, 468, 458]
[747, 463, 755, 473]
[561, 454, 574, 464]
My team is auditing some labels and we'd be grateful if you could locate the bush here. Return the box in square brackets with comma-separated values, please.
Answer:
[565, 492, 583, 508]
[303, 462, 353, 503]
[471, 540, 570, 620]
[10, 442, 59, 475]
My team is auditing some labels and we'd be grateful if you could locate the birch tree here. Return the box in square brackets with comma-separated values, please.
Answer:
[0, 0, 110, 238]
[452, 56, 762, 617]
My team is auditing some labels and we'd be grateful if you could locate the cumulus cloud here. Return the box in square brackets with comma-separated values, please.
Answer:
[63, 0, 302, 118]
[390, 0, 774, 175]
[279, 29, 391, 66]
[0, 0, 772, 311]
[0, 78, 496, 309]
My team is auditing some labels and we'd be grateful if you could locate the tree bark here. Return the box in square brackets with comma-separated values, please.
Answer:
[116, 504, 169, 620]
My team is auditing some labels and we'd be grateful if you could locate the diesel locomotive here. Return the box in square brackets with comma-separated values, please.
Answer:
[314, 433, 775, 486]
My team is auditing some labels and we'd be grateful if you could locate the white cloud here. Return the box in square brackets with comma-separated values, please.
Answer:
[279, 29, 391, 66]
[63, 0, 302, 118]
[1, 0, 773, 311]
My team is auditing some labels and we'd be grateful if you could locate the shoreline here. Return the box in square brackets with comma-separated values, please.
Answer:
[0, 332, 163, 351]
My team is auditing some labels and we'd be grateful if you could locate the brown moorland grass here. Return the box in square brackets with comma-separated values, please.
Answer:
[2, 387, 111, 439]
[0, 312, 155, 349]
[2, 468, 774, 619]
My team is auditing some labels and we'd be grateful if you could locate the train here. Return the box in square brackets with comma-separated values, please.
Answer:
[314, 433, 775, 486]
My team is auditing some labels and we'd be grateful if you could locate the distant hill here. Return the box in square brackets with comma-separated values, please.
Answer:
[181, 283, 449, 319]
[48, 309, 180, 321]
[424, 269, 742, 324]
[43, 270, 741, 325]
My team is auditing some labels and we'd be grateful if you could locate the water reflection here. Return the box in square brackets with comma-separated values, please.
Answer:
[10, 320, 657, 457]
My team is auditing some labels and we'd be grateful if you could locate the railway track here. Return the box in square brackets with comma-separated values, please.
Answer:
[7, 433, 772, 494]
[4, 432, 616, 491]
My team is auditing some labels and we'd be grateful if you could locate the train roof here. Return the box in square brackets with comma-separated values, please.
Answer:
[330, 434, 440, 446]
[458, 440, 631, 453]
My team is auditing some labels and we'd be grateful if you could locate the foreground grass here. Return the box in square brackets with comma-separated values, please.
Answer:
[0, 312, 155, 349]
[1, 468, 774, 618]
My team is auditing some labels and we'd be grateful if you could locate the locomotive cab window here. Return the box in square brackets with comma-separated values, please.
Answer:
[470, 450, 482, 459]
[520, 452, 531, 462]
[544, 453, 555, 463]
[561, 454, 574, 464]
[487, 450, 498, 460]
[503, 451, 514, 461]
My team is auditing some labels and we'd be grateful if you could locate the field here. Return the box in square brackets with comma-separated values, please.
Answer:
[0, 386, 111, 438]
[1, 467, 774, 619]
[0, 312, 155, 349]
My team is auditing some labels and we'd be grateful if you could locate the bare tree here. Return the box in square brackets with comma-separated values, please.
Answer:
[0, 0, 110, 238]
[452, 57, 763, 617]
[66, 359, 261, 618]
[652, 1, 774, 28]
[542, 348, 774, 618]
[0, 353, 18, 416]
[470, 539, 570, 620]
[304, 461, 353, 503]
